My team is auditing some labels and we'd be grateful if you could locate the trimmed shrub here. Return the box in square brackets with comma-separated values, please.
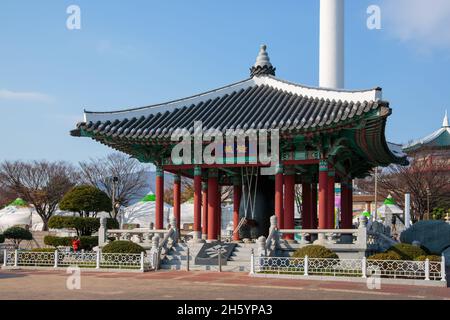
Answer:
[3, 226, 32, 246]
[414, 255, 442, 262]
[60, 185, 112, 217]
[368, 252, 402, 260]
[44, 235, 98, 251]
[102, 241, 145, 254]
[0, 233, 4, 243]
[387, 243, 427, 260]
[48, 216, 118, 236]
[292, 245, 339, 259]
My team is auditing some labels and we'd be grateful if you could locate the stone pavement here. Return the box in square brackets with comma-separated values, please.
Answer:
[0, 269, 449, 300]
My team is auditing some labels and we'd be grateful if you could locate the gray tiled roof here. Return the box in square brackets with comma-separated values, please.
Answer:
[73, 75, 384, 141]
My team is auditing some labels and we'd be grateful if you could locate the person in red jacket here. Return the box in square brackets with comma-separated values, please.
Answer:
[72, 237, 81, 252]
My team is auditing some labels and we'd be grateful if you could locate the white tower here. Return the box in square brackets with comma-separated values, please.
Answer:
[319, 0, 345, 89]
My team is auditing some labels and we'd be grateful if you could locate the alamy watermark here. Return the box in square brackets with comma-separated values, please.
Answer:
[171, 121, 280, 175]
[66, 266, 81, 290]
[66, 5, 81, 30]
[367, 5, 381, 30]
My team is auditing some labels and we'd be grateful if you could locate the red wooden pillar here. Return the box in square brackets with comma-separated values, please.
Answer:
[193, 167, 202, 240]
[327, 167, 335, 229]
[318, 160, 329, 229]
[207, 170, 218, 240]
[311, 183, 318, 229]
[340, 179, 353, 229]
[201, 182, 208, 239]
[217, 186, 222, 239]
[275, 165, 284, 229]
[348, 180, 353, 227]
[283, 170, 295, 240]
[173, 174, 181, 232]
[233, 183, 241, 241]
[301, 183, 312, 229]
[155, 167, 164, 229]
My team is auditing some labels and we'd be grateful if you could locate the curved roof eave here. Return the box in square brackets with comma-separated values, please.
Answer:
[82, 75, 383, 124]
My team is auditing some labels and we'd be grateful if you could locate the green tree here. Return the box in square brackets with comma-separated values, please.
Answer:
[3, 226, 32, 247]
[59, 185, 112, 217]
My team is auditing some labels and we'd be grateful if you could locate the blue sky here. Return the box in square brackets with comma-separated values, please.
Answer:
[1, 0, 449, 163]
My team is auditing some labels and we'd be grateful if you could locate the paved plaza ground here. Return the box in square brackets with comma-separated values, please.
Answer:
[0, 269, 449, 300]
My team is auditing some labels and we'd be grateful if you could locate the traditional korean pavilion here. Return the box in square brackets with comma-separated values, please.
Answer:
[71, 45, 407, 242]
[403, 112, 450, 157]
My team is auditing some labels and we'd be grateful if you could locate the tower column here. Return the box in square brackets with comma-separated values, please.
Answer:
[217, 186, 222, 240]
[207, 170, 218, 241]
[155, 167, 164, 230]
[201, 182, 208, 240]
[173, 174, 181, 233]
[275, 165, 284, 229]
[283, 169, 296, 240]
[318, 160, 329, 230]
[301, 183, 312, 229]
[327, 166, 336, 229]
[233, 182, 242, 241]
[193, 167, 202, 242]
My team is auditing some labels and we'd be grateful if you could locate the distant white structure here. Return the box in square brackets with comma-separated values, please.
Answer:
[320, 0, 345, 89]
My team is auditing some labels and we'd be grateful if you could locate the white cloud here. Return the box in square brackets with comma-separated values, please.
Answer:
[382, 0, 450, 50]
[0, 89, 54, 103]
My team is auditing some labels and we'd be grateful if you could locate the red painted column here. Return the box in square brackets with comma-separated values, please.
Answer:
[207, 170, 218, 240]
[275, 165, 284, 229]
[155, 167, 164, 229]
[201, 182, 208, 239]
[348, 179, 353, 227]
[193, 167, 202, 240]
[283, 170, 295, 240]
[318, 160, 329, 229]
[311, 183, 318, 229]
[217, 186, 222, 240]
[327, 166, 335, 229]
[233, 183, 241, 241]
[173, 174, 181, 232]
[340, 180, 353, 229]
[301, 183, 312, 229]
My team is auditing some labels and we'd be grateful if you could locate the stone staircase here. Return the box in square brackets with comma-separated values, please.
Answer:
[159, 242, 255, 272]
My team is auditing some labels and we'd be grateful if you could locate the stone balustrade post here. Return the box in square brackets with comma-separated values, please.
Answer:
[269, 215, 279, 246]
[250, 250, 255, 275]
[98, 217, 107, 247]
[169, 214, 177, 242]
[3, 249, 7, 267]
[257, 236, 267, 257]
[140, 252, 145, 272]
[441, 255, 447, 282]
[150, 235, 160, 270]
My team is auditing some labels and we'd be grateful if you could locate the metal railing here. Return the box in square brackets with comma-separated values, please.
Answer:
[251, 255, 446, 282]
[3, 249, 149, 272]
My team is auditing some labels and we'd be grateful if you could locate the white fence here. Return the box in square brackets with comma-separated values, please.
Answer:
[251, 255, 446, 282]
[2, 250, 150, 272]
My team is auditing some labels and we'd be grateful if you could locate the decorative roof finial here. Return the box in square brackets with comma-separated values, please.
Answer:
[250, 44, 276, 77]
[443, 110, 449, 128]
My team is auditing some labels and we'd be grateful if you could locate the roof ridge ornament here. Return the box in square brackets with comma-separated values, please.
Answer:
[443, 110, 449, 128]
[250, 44, 276, 77]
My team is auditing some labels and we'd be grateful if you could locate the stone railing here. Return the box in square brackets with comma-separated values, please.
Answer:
[100, 215, 178, 253]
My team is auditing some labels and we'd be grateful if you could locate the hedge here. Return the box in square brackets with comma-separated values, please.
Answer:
[387, 243, 427, 260]
[0, 233, 4, 243]
[44, 235, 98, 251]
[48, 216, 119, 236]
[368, 252, 402, 260]
[292, 245, 339, 259]
[102, 241, 145, 254]
[414, 255, 442, 262]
